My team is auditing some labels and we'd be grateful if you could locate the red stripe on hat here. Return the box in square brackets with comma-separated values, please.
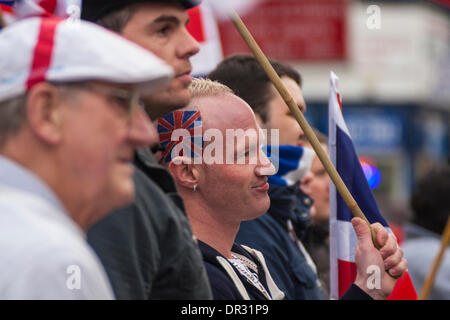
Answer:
[38, 0, 58, 14]
[26, 18, 61, 90]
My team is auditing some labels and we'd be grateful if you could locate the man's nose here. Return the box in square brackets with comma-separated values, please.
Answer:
[177, 28, 200, 59]
[127, 108, 158, 147]
[300, 170, 314, 196]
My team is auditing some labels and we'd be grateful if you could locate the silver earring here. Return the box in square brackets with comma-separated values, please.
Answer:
[193, 184, 197, 192]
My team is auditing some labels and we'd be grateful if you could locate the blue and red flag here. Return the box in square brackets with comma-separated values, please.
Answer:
[157, 110, 203, 163]
[328, 71, 417, 300]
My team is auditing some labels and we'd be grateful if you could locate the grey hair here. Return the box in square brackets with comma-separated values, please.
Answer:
[0, 83, 85, 149]
[0, 94, 28, 148]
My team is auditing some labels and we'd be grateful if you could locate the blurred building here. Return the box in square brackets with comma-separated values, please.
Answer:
[212, 0, 449, 223]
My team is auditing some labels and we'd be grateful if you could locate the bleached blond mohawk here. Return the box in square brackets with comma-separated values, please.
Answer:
[189, 78, 234, 99]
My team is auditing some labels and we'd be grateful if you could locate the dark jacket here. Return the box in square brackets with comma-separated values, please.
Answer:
[303, 221, 330, 298]
[198, 241, 285, 300]
[87, 148, 212, 299]
[236, 183, 325, 300]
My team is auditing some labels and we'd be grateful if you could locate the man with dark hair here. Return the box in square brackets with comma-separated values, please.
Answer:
[83, 0, 201, 119]
[402, 163, 450, 299]
[208, 54, 305, 146]
[81, 0, 212, 299]
[301, 129, 332, 297]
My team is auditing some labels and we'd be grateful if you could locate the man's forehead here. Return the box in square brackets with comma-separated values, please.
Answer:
[193, 94, 257, 131]
[121, 3, 191, 35]
[133, 2, 190, 22]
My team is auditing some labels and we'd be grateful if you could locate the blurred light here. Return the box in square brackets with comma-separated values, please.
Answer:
[359, 156, 381, 190]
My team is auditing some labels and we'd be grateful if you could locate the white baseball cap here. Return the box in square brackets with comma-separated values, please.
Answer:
[0, 16, 174, 103]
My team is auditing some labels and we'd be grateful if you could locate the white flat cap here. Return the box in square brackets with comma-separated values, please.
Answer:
[0, 16, 174, 102]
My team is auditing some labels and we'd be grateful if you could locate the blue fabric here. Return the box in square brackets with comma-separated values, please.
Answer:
[266, 145, 306, 187]
[0, 1, 14, 6]
[336, 126, 388, 226]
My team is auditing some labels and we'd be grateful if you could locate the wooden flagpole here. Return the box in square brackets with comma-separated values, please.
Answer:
[419, 215, 450, 300]
[0, 6, 7, 29]
[229, 10, 380, 249]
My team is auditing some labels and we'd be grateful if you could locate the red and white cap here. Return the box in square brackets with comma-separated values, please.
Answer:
[0, 16, 174, 103]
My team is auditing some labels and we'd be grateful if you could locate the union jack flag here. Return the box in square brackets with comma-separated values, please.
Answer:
[157, 110, 203, 163]
[329, 71, 417, 300]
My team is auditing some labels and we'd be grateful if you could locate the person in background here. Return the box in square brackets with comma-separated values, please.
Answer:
[82, 0, 213, 299]
[300, 128, 331, 298]
[402, 162, 450, 299]
[0, 16, 172, 299]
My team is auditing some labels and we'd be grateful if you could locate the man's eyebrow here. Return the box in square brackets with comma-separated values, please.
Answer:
[153, 14, 180, 25]
[151, 14, 190, 26]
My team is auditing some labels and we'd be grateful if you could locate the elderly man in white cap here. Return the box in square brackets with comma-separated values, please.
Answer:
[0, 16, 172, 299]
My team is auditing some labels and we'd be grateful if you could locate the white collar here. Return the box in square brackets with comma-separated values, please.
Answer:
[0, 155, 83, 238]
